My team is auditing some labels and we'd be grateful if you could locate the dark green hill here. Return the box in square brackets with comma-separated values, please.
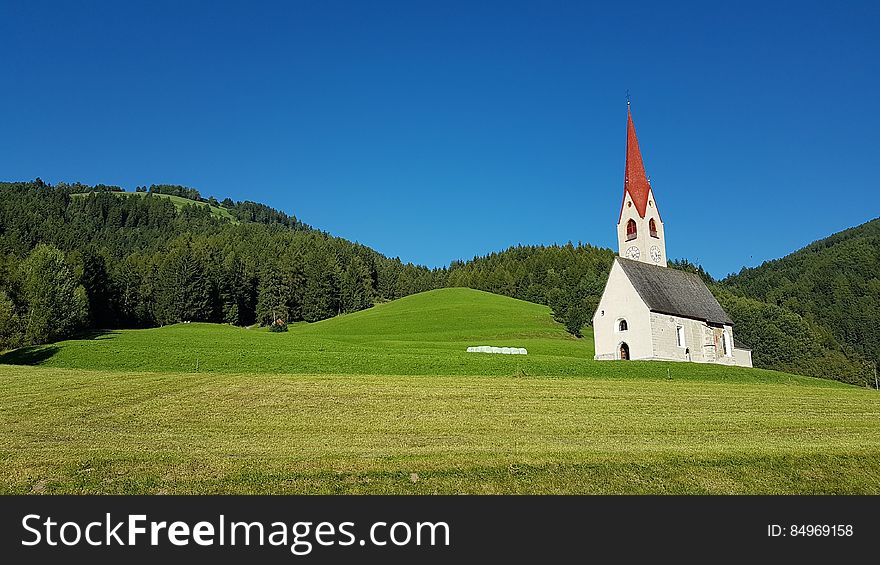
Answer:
[724, 217, 880, 371]
[0, 180, 438, 350]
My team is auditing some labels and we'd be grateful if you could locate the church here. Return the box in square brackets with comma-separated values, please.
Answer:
[592, 104, 752, 367]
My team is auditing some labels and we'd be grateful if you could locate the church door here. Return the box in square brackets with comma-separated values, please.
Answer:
[619, 342, 630, 360]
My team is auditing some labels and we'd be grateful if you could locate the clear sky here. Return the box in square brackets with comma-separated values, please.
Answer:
[2, 1, 878, 277]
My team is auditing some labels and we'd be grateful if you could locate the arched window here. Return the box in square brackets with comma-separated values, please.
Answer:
[618, 319, 628, 331]
[722, 330, 732, 356]
[649, 218, 658, 238]
[626, 219, 637, 241]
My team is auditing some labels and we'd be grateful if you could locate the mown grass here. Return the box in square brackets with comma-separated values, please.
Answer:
[1, 366, 878, 494]
[1, 288, 877, 494]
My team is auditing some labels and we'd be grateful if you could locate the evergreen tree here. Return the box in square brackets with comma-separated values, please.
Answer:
[302, 254, 341, 322]
[155, 243, 212, 324]
[256, 263, 290, 326]
[341, 256, 373, 313]
[75, 248, 117, 328]
[113, 254, 156, 327]
[220, 254, 256, 325]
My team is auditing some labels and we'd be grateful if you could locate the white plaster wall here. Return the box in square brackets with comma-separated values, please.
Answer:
[593, 260, 652, 360]
[616, 188, 667, 267]
[734, 348, 753, 368]
[719, 324, 739, 366]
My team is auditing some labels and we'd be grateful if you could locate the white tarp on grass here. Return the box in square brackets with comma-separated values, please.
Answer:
[466, 346, 527, 355]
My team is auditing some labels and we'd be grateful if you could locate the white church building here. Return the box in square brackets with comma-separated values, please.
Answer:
[593, 104, 752, 367]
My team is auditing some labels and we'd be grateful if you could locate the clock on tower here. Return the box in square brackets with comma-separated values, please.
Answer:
[624, 246, 640, 260]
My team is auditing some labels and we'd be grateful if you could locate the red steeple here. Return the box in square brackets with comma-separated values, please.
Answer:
[619, 104, 653, 220]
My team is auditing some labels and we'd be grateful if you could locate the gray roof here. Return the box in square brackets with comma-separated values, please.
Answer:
[617, 257, 734, 325]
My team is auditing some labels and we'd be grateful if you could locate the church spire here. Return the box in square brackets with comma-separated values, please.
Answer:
[616, 102, 667, 267]
[620, 105, 653, 220]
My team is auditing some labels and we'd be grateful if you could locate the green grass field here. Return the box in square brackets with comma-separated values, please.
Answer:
[1, 289, 878, 494]
[71, 191, 236, 221]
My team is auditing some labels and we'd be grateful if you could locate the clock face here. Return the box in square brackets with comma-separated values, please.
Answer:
[650, 245, 662, 263]
[625, 246, 640, 260]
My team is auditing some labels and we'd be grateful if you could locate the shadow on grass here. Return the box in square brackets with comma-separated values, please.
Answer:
[72, 329, 118, 341]
[0, 345, 60, 366]
[0, 329, 116, 366]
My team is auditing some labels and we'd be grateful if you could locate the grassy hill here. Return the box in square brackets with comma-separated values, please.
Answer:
[3, 288, 879, 494]
[0, 288, 829, 383]
[71, 190, 236, 221]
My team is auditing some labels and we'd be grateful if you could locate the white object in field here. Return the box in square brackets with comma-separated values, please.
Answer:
[466, 346, 527, 355]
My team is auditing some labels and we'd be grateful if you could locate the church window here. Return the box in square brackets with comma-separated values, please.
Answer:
[618, 319, 628, 332]
[676, 326, 685, 347]
[722, 330, 732, 356]
[626, 219, 637, 241]
[649, 218, 658, 238]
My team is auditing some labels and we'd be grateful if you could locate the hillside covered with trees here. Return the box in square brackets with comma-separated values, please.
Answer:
[0, 180, 437, 348]
[0, 180, 875, 386]
[723, 217, 880, 379]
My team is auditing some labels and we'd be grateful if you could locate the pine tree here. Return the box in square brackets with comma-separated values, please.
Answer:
[256, 264, 290, 326]
[76, 248, 117, 328]
[220, 254, 256, 326]
[155, 243, 212, 324]
[341, 256, 374, 313]
[302, 254, 341, 322]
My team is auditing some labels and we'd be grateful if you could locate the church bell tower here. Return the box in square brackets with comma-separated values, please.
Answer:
[617, 103, 667, 267]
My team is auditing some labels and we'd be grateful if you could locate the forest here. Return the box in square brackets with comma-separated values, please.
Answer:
[0, 180, 875, 386]
[723, 217, 880, 381]
[0, 180, 436, 340]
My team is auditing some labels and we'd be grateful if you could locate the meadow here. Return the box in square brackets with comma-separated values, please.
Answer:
[1, 289, 878, 494]
[71, 190, 236, 221]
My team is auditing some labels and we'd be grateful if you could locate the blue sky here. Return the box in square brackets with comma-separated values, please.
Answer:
[2, 1, 878, 277]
